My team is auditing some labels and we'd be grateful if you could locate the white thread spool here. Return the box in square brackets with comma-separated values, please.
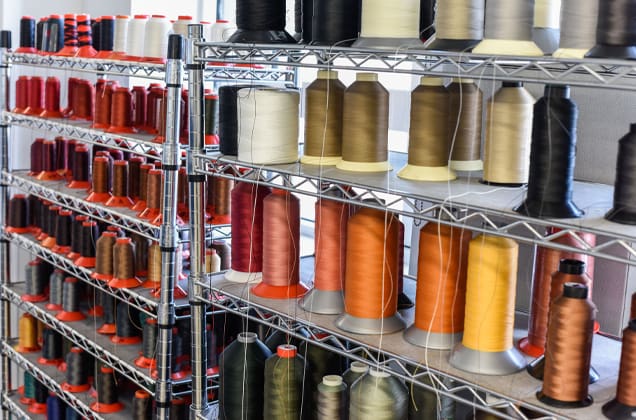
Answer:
[237, 88, 300, 165]
[533, 0, 562, 53]
[353, 0, 422, 48]
[473, 0, 543, 56]
[211, 20, 237, 42]
[112, 15, 130, 57]
[143, 15, 172, 61]
[172, 15, 193, 37]
[427, 0, 485, 51]
[553, 0, 599, 58]
[125, 14, 148, 59]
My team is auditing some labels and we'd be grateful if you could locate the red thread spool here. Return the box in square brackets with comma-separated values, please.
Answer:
[131, 86, 147, 129]
[108, 87, 135, 133]
[212, 176, 233, 224]
[13, 76, 30, 114]
[128, 156, 145, 202]
[6, 194, 30, 234]
[105, 160, 134, 207]
[29, 138, 44, 176]
[153, 95, 167, 143]
[93, 80, 116, 129]
[131, 163, 153, 211]
[62, 77, 78, 118]
[71, 79, 94, 121]
[36, 140, 62, 181]
[41, 77, 63, 118]
[145, 86, 164, 134]
[139, 169, 162, 221]
[76, 14, 97, 57]
[24, 76, 44, 116]
[56, 14, 79, 56]
[87, 156, 112, 203]
[109, 237, 141, 288]
[252, 190, 307, 299]
[67, 144, 90, 189]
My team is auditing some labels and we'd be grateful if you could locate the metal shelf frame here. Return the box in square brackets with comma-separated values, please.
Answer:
[2, 391, 35, 420]
[197, 42, 636, 91]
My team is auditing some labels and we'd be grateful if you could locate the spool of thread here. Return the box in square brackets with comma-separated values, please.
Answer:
[76, 14, 97, 57]
[54, 136, 70, 177]
[139, 169, 162, 223]
[170, 398, 188, 418]
[252, 191, 307, 299]
[482, 82, 534, 186]
[46, 14, 64, 53]
[336, 207, 405, 335]
[532, 0, 562, 54]
[135, 318, 157, 368]
[206, 324, 219, 375]
[264, 345, 308, 419]
[56, 277, 86, 322]
[404, 221, 470, 349]
[51, 209, 72, 254]
[447, 79, 483, 172]
[110, 15, 129, 59]
[22, 259, 48, 303]
[310, 0, 360, 46]
[131, 233, 149, 277]
[300, 196, 349, 314]
[13, 76, 30, 114]
[172, 15, 193, 36]
[226, 181, 272, 283]
[132, 390, 152, 420]
[209, 19, 237, 41]
[6, 194, 30, 234]
[315, 375, 347, 419]
[93, 18, 103, 52]
[449, 234, 526, 375]
[349, 370, 408, 420]
[537, 283, 595, 407]
[86, 156, 112, 203]
[152, 94, 168, 144]
[62, 347, 91, 393]
[553, 0, 599, 58]
[353, 0, 422, 48]
[519, 229, 596, 357]
[603, 319, 636, 418]
[473, 0, 542, 55]
[57, 14, 79, 56]
[515, 85, 582, 219]
[143, 242, 162, 288]
[177, 167, 189, 221]
[398, 77, 455, 181]
[206, 248, 222, 273]
[38, 327, 63, 366]
[41, 76, 63, 118]
[28, 379, 48, 414]
[47, 395, 66, 419]
[131, 86, 147, 130]
[112, 300, 142, 344]
[109, 237, 140, 288]
[87, 287, 104, 318]
[37, 140, 63, 182]
[204, 93, 220, 145]
[143, 15, 171, 62]
[144, 86, 164, 134]
[218, 84, 260, 155]
[67, 144, 89, 189]
[74, 220, 97, 268]
[229, 0, 295, 43]
[28, 137, 43, 176]
[71, 79, 94, 121]
[211, 241, 232, 271]
[36, 17, 47, 52]
[97, 293, 116, 335]
[343, 362, 369, 389]
[95, 16, 115, 58]
[90, 366, 124, 413]
[27, 196, 42, 234]
[24, 76, 44, 116]
[41, 205, 61, 248]
[212, 176, 233, 224]
[46, 269, 65, 311]
[20, 371, 36, 405]
[237, 87, 300, 165]
[93, 80, 116, 129]
[16, 16, 36, 53]
[16, 313, 40, 353]
[338, 73, 391, 172]
[300, 336, 346, 408]
[132, 163, 153, 212]
[125, 14, 148, 60]
[302, 70, 345, 165]
[606, 125, 636, 224]
[427, 0, 484, 51]
[66, 406, 82, 420]
[105, 160, 134, 207]
[35, 201, 51, 241]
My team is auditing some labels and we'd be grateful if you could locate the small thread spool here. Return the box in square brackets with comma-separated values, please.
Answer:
[139, 169, 162, 223]
[90, 366, 124, 413]
[404, 221, 471, 350]
[131, 163, 153, 212]
[554, 0, 599, 58]
[606, 125, 636, 224]
[110, 15, 129, 59]
[51, 209, 72, 255]
[36, 139, 63, 182]
[62, 347, 91, 393]
[41, 76, 63, 118]
[212, 176, 233, 224]
[302, 70, 345, 166]
[24, 76, 44, 116]
[211, 240, 231, 271]
[447, 79, 483, 172]
[71, 79, 94, 121]
[46, 395, 65, 419]
[450, 234, 526, 375]
[537, 283, 595, 407]
[41, 204, 60, 248]
[515, 85, 583, 219]
[112, 300, 141, 344]
[15, 313, 40, 353]
[105, 160, 133, 208]
[67, 214, 87, 261]
[229, 0, 296, 43]
[603, 319, 636, 418]
[13, 76, 30, 114]
[132, 390, 152, 420]
[532, 0, 562, 54]
[236, 87, 300, 164]
[127, 157, 145, 204]
[109, 237, 140, 288]
[87, 156, 112, 203]
[131, 86, 147, 129]
[336, 207, 405, 335]
[46, 269, 65, 311]
[315, 375, 347, 419]
[264, 345, 308, 419]
[95, 16, 115, 59]
[38, 327, 63, 366]
[349, 370, 409, 420]
[398, 77, 455, 181]
[300, 196, 349, 314]
[57, 14, 79, 56]
[16, 16, 36, 53]
[143, 15, 171, 62]
[135, 318, 157, 368]
[97, 293, 116, 335]
[74, 221, 97, 268]
[54, 136, 70, 177]
[6, 194, 30, 234]
[125, 14, 148, 60]
[66, 143, 90, 189]
[93, 80, 116, 129]
[28, 379, 48, 414]
[108, 87, 135, 134]
[56, 277, 86, 322]
[20, 371, 36, 405]
[354, 0, 422, 48]
[428, 0, 485, 51]
[35, 200, 51, 241]
[338, 73, 391, 173]
[343, 362, 369, 389]
[76, 14, 97, 57]
[204, 92, 220, 145]
[172, 15, 193, 36]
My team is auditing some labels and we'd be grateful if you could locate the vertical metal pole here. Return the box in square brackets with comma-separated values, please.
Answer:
[155, 34, 184, 420]
[0, 30, 11, 400]
[186, 24, 209, 419]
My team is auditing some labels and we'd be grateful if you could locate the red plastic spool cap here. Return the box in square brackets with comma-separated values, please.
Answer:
[37, 355, 63, 366]
[50, 14, 61, 19]
[135, 390, 151, 399]
[45, 302, 63, 311]
[277, 344, 297, 358]
[135, 354, 157, 369]
[110, 334, 142, 345]
[518, 337, 545, 358]
[28, 402, 47, 415]
[216, 19, 229, 23]
[251, 282, 308, 300]
[178, 15, 193, 20]
[102, 15, 115, 20]
[152, 14, 166, 18]
[134, 14, 149, 19]
[87, 305, 103, 317]
[97, 323, 116, 335]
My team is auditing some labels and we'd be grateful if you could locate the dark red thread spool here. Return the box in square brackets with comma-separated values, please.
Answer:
[131, 163, 153, 212]
[145, 86, 164, 134]
[62, 77, 78, 118]
[131, 86, 147, 129]
[54, 136, 70, 177]
[76, 14, 97, 57]
[6, 194, 30, 234]
[71, 79, 94, 121]
[108, 87, 135, 133]
[28, 196, 43, 235]
[67, 214, 88, 260]
[74, 220, 97, 268]
[66, 139, 77, 181]
[52, 209, 73, 255]
[13, 76, 30, 114]
[36, 140, 63, 181]
[28, 138, 44, 176]
[67, 144, 90, 189]
[86, 156, 112, 203]
[35, 200, 53, 241]
[56, 14, 79, 56]
[24, 76, 44, 116]
[105, 160, 134, 207]
[152, 95, 167, 144]
[128, 156, 145, 203]
[93, 80, 116, 129]
[41, 76, 63, 118]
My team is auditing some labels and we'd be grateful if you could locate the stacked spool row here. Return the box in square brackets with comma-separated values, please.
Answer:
[11, 75, 220, 146]
[221, 71, 636, 226]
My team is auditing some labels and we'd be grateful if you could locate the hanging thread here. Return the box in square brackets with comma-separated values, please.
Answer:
[607, 125, 636, 224]
[450, 234, 526, 375]
[302, 70, 345, 165]
[515, 85, 582, 218]
[354, 0, 422, 48]
[603, 319, 636, 418]
[428, 0, 484, 51]
[264, 345, 308, 419]
[16, 313, 40, 353]
[62, 347, 91, 393]
[310, 0, 360, 46]
[554, 0, 599, 58]
[338, 73, 391, 172]
[349, 370, 408, 420]
[56, 277, 86, 322]
[447, 79, 483, 172]
[229, 0, 296, 43]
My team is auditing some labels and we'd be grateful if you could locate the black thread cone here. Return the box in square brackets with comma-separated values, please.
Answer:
[606, 124, 636, 224]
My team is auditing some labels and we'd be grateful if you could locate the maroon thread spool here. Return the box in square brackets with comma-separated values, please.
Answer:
[36, 140, 63, 181]
[66, 139, 78, 180]
[132, 163, 153, 212]
[67, 214, 88, 261]
[28, 196, 43, 235]
[13, 76, 30, 114]
[105, 160, 134, 208]
[62, 77, 78, 118]
[145, 86, 164, 134]
[6, 194, 30, 234]
[128, 156, 145, 203]
[71, 79, 94, 121]
[52, 209, 73, 255]
[41, 205, 61, 248]
[95, 150, 114, 192]
[24, 76, 44, 116]
[108, 87, 135, 133]
[54, 136, 70, 177]
[75, 220, 98, 268]
[35, 200, 52, 241]
[67, 144, 90, 189]
[56, 14, 79, 57]
[41, 76, 63, 118]
[132, 233, 149, 277]
[131, 86, 147, 129]
[28, 138, 44, 176]
[87, 156, 112, 203]
[93, 80, 116, 129]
